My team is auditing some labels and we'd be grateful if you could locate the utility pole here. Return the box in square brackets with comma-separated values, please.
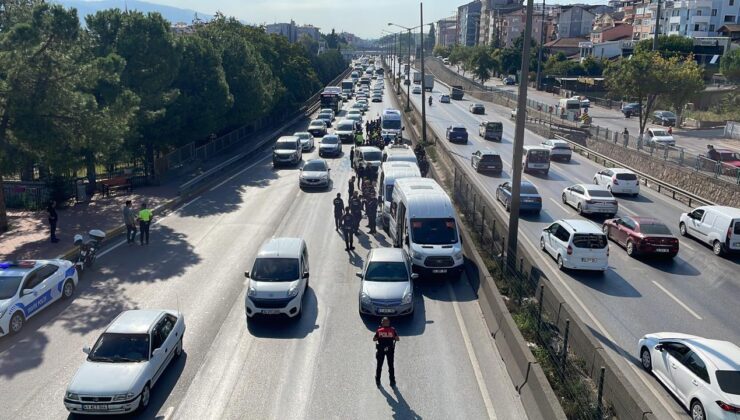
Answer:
[535, 0, 546, 90]
[420, 2, 427, 145]
[507, 0, 535, 269]
[407, 28, 412, 111]
[652, 0, 662, 51]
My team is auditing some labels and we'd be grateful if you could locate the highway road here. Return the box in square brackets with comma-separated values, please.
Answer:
[0, 74, 527, 420]
[400, 65, 740, 419]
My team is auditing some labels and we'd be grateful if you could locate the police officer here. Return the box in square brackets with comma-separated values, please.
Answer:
[340, 207, 355, 251]
[373, 317, 399, 387]
[349, 146, 355, 169]
[348, 176, 355, 197]
[349, 191, 363, 234]
[365, 195, 378, 234]
[332, 193, 344, 230]
[419, 157, 429, 178]
[356, 162, 365, 186]
[138, 201, 153, 245]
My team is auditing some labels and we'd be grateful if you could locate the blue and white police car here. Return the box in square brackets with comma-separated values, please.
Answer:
[0, 259, 78, 337]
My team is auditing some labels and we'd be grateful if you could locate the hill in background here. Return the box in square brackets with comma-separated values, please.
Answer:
[54, 0, 212, 24]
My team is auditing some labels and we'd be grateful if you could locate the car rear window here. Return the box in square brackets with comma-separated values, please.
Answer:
[734, 220, 740, 235]
[615, 173, 637, 180]
[480, 155, 501, 163]
[588, 190, 613, 198]
[572, 234, 607, 249]
[716, 370, 740, 395]
[363, 151, 382, 161]
[520, 184, 538, 194]
[485, 122, 502, 130]
[452, 127, 466, 132]
[553, 144, 570, 150]
[639, 223, 672, 235]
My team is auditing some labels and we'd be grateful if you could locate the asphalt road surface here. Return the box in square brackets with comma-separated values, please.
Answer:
[0, 78, 526, 420]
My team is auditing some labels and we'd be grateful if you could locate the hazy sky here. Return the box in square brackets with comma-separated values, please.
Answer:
[133, 0, 604, 39]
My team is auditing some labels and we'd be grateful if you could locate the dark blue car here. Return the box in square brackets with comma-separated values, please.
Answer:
[446, 124, 468, 144]
[496, 181, 542, 214]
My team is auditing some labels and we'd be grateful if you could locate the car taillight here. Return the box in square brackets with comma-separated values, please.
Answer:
[727, 226, 732, 241]
[607, 246, 610, 257]
[612, 176, 619, 185]
[534, 197, 542, 202]
[716, 401, 740, 413]
[567, 245, 573, 255]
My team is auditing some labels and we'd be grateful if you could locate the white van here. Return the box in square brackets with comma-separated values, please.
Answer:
[388, 178, 464, 277]
[381, 109, 403, 139]
[244, 238, 309, 318]
[522, 145, 551, 175]
[382, 144, 418, 164]
[679, 206, 740, 256]
[379, 162, 421, 229]
[540, 219, 609, 272]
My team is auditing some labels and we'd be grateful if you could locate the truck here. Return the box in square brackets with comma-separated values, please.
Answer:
[423, 74, 434, 92]
[413, 72, 422, 84]
[450, 85, 464, 100]
[341, 79, 354, 99]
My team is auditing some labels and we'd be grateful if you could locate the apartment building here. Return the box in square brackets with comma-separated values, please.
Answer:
[492, 6, 555, 47]
[458, 0, 483, 46]
[664, 0, 740, 37]
[436, 17, 458, 47]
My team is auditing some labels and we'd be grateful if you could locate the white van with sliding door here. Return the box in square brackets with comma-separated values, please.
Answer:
[379, 162, 421, 230]
[679, 206, 740, 256]
[388, 178, 464, 278]
[522, 145, 550, 175]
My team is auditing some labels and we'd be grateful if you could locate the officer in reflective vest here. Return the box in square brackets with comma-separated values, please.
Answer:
[373, 317, 399, 387]
[138, 202, 153, 245]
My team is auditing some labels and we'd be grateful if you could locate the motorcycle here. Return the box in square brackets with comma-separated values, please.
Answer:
[74, 229, 105, 273]
[428, 96, 433, 107]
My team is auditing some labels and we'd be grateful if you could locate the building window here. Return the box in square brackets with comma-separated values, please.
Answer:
[709, 24, 715, 31]
[730, 0, 735, 6]
[694, 24, 700, 31]
[711, 9, 717, 16]
[696, 10, 702, 16]
[725, 15, 736, 22]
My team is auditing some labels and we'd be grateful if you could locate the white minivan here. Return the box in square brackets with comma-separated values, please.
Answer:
[679, 206, 740, 256]
[244, 238, 309, 318]
[379, 162, 421, 230]
[540, 219, 609, 272]
[522, 145, 551, 175]
[389, 178, 464, 278]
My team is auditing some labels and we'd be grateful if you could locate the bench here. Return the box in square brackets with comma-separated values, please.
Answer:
[99, 177, 132, 197]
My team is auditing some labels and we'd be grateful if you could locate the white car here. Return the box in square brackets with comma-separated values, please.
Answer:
[412, 86, 422, 94]
[592, 168, 640, 196]
[0, 259, 78, 337]
[293, 132, 315, 152]
[356, 100, 369, 112]
[645, 128, 675, 147]
[299, 158, 331, 189]
[679, 205, 740, 256]
[638, 333, 740, 420]
[540, 219, 609, 272]
[541, 139, 572, 162]
[347, 110, 364, 123]
[64, 309, 185, 415]
[561, 184, 618, 217]
[319, 108, 335, 120]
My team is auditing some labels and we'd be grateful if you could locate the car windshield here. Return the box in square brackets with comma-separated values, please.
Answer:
[572, 234, 607, 249]
[587, 189, 613, 198]
[275, 141, 297, 150]
[362, 151, 382, 161]
[337, 123, 354, 131]
[520, 184, 538, 194]
[303, 161, 327, 171]
[251, 258, 299, 281]
[382, 119, 401, 130]
[651, 129, 669, 136]
[659, 111, 675, 118]
[639, 223, 672, 235]
[716, 370, 740, 395]
[480, 155, 500, 162]
[322, 136, 339, 145]
[364, 262, 408, 282]
[615, 173, 637, 180]
[411, 218, 458, 245]
[452, 127, 466, 132]
[89, 333, 149, 363]
[0, 275, 23, 300]
[527, 150, 549, 163]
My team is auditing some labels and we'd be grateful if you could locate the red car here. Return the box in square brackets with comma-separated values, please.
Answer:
[707, 146, 740, 168]
[602, 216, 678, 258]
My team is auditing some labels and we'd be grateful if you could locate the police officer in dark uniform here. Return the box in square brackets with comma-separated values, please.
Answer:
[356, 162, 365, 187]
[419, 157, 429, 177]
[340, 207, 355, 251]
[349, 146, 355, 169]
[365, 195, 378, 234]
[373, 317, 399, 387]
[348, 176, 355, 197]
[349, 192, 363, 234]
[332, 193, 344, 230]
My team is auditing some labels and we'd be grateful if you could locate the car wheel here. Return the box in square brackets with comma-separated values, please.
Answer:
[62, 279, 75, 300]
[174, 338, 183, 358]
[9, 311, 25, 335]
[577, 203, 583, 215]
[557, 255, 565, 271]
[138, 384, 151, 412]
[561, 193, 567, 204]
[679, 222, 688, 237]
[690, 400, 706, 420]
[626, 241, 635, 257]
[712, 240, 724, 256]
[640, 346, 652, 371]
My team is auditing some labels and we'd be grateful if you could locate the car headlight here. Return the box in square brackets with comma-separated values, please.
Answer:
[247, 286, 257, 297]
[453, 250, 464, 260]
[112, 392, 135, 401]
[402, 291, 413, 304]
[360, 293, 372, 305]
[411, 250, 423, 260]
[287, 285, 300, 298]
[66, 392, 80, 401]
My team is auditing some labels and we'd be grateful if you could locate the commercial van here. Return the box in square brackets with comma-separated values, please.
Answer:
[379, 162, 421, 229]
[389, 178, 464, 277]
[679, 206, 740, 256]
[382, 145, 418, 164]
[522, 145, 550, 175]
[381, 109, 403, 139]
[559, 97, 581, 120]
[478, 120, 503, 141]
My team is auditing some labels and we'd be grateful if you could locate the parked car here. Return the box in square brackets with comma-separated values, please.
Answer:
[592, 168, 640, 196]
[412, 86, 422, 94]
[621, 102, 641, 118]
[471, 150, 503, 174]
[561, 184, 618, 217]
[638, 333, 740, 420]
[645, 128, 675, 147]
[679, 205, 740, 256]
[503, 77, 516, 85]
[293, 132, 315, 152]
[64, 309, 185, 415]
[706, 145, 740, 168]
[469, 103, 485, 114]
[307, 119, 327, 137]
[652, 110, 677, 126]
[446, 124, 468, 144]
[319, 135, 342, 157]
[299, 159, 331, 189]
[603, 216, 678, 258]
[357, 248, 417, 317]
[440, 94, 450, 103]
[541, 139, 572, 162]
[540, 219, 609, 272]
[496, 181, 542, 214]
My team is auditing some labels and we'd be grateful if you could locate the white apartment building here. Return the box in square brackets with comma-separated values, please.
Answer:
[664, 0, 740, 37]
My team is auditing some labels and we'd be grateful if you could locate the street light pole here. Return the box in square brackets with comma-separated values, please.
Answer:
[535, 0, 546, 90]
[419, 1, 427, 145]
[406, 28, 412, 111]
[652, 0, 662, 51]
[507, 0, 535, 269]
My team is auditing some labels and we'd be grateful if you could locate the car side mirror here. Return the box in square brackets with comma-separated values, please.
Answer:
[82, 346, 91, 354]
[303, 272, 310, 279]
[655, 344, 664, 352]
[404, 235, 410, 245]
[411, 273, 419, 280]
[152, 348, 163, 357]
[22, 289, 34, 296]
[356, 271, 363, 278]
[244, 271, 250, 278]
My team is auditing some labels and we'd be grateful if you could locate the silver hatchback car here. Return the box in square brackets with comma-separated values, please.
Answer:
[357, 248, 417, 317]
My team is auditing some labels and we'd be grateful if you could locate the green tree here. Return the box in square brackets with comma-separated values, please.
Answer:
[720, 48, 740, 82]
[433, 44, 451, 58]
[662, 55, 704, 125]
[468, 45, 496, 83]
[426, 24, 435, 52]
[635, 34, 693, 58]
[448, 44, 472, 75]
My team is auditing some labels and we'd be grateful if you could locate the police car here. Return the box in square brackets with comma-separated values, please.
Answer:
[0, 259, 78, 337]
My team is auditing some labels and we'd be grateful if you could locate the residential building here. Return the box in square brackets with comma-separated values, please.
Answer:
[591, 14, 634, 42]
[436, 17, 458, 47]
[479, 0, 524, 45]
[492, 6, 555, 47]
[297, 25, 321, 42]
[718, 23, 740, 41]
[579, 39, 636, 59]
[579, 36, 729, 62]
[266, 21, 322, 44]
[556, 5, 598, 38]
[458, 1, 483, 46]
[664, 0, 740, 38]
[545, 36, 590, 56]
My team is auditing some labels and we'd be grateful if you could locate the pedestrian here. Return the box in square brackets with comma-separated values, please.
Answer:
[122, 200, 137, 244]
[340, 207, 355, 251]
[138, 201, 153, 245]
[333, 193, 344, 230]
[356, 163, 365, 188]
[374, 317, 399, 387]
[355, 131, 364, 146]
[365, 195, 378, 234]
[350, 146, 355, 169]
[667, 126, 672, 135]
[350, 192, 363, 234]
[419, 157, 429, 177]
[348, 176, 355, 197]
[47, 200, 59, 243]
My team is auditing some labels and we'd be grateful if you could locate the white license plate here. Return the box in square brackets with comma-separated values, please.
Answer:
[432, 269, 447, 273]
[83, 404, 109, 411]
[655, 249, 670, 253]
[378, 308, 395, 314]
[581, 258, 596, 262]
[530, 164, 546, 168]
[261, 309, 281, 315]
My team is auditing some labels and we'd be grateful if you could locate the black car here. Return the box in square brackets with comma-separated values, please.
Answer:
[621, 103, 641, 118]
[446, 124, 468, 144]
[469, 103, 485, 115]
[652, 110, 676, 127]
[503, 77, 516, 85]
[471, 150, 502, 174]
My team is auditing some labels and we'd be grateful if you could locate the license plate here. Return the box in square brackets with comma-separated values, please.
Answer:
[733, 242, 740, 247]
[581, 258, 596, 262]
[261, 309, 281, 315]
[655, 249, 670, 253]
[83, 404, 109, 411]
[378, 308, 395, 314]
[432, 269, 447, 273]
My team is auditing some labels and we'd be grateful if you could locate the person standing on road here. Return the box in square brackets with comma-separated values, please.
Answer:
[123, 200, 137, 244]
[356, 163, 365, 188]
[47, 200, 59, 243]
[340, 207, 355, 251]
[350, 192, 363, 235]
[348, 176, 356, 197]
[419, 157, 429, 178]
[374, 317, 399, 387]
[365, 195, 378, 234]
[350, 147, 355, 169]
[333, 193, 344, 230]
[138, 201, 153, 245]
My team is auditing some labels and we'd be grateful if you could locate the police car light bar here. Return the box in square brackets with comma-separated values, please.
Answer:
[0, 260, 36, 269]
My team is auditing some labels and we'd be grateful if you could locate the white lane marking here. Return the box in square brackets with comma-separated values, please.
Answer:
[96, 239, 127, 258]
[447, 282, 497, 420]
[651, 280, 703, 320]
[160, 406, 174, 420]
[549, 197, 571, 214]
[209, 153, 272, 191]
